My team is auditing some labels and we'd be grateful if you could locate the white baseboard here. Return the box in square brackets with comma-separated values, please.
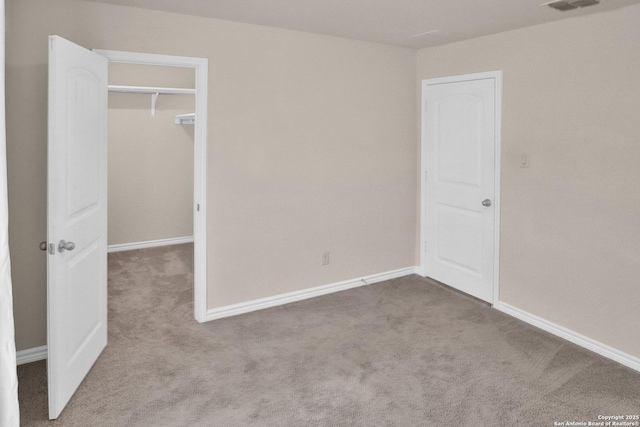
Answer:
[17, 268, 415, 366]
[107, 236, 194, 253]
[413, 266, 426, 276]
[495, 302, 640, 373]
[206, 267, 416, 322]
[19, 281, 637, 374]
[16, 345, 47, 365]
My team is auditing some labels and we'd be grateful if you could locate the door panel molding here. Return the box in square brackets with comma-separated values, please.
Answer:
[420, 71, 502, 305]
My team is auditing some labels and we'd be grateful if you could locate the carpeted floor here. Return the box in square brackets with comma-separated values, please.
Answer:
[17, 244, 640, 426]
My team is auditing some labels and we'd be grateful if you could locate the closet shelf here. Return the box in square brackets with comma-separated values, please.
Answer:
[175, 113, 195, 125]
[108, 85, 196, 117]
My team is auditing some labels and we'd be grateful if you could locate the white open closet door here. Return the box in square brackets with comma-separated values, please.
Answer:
[47, 35, 108, 420]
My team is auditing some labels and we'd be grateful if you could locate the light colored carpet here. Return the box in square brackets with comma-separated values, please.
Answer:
[17, 244, 640, 426]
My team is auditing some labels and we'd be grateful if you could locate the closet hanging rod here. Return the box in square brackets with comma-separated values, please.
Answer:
[108, 85, 195, 117]
[107, 85, 196, 95]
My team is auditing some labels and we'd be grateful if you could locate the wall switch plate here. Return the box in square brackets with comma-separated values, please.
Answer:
[519, 154, 529, 168]
[322, 252, 330, 265]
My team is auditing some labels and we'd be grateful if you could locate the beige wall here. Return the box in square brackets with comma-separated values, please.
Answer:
[6, 0, 417, 350]
[108, 63, 194, 246]
[417, 5, 640, 359]
[12, 0, 636, 364]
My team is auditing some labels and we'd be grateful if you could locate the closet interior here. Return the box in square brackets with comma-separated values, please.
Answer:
[107, 63, 196, 249]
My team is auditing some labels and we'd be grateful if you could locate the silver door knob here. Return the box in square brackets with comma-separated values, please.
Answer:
[58, 240, 76, 253]
[482, 199, 492, 207]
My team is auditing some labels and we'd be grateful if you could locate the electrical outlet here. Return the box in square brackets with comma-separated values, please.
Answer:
[322, 252, 330, 266]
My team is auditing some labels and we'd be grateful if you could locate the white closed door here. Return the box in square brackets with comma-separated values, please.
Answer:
[422, 73, 500, 303]
[47, 35, 108, 419]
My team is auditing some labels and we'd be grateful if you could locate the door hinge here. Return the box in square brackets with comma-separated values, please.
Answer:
[196, 203, 200, 212]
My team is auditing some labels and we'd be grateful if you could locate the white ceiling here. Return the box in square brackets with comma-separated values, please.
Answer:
[82, 0, 640, 48]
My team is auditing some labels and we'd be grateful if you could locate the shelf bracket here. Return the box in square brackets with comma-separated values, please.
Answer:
[174, 113, 196, 125]
[151, 92, 159, 117]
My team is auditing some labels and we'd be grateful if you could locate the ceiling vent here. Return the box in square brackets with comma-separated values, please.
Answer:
[545, 0, 600, 11]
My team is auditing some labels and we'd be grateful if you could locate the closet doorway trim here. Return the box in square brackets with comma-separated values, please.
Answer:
[94, 49, 209, 323]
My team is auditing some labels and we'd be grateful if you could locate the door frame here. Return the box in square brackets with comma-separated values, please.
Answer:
[94, 49, 209, 322]
[419, 70, 502, 305]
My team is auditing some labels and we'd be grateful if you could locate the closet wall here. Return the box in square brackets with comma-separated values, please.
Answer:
[108, 63, 195, 246]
